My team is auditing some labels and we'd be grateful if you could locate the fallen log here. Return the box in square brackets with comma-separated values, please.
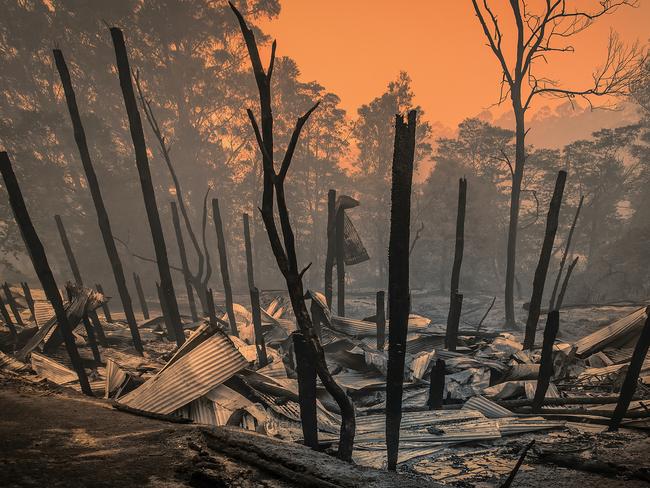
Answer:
[534, 451, 650, 482]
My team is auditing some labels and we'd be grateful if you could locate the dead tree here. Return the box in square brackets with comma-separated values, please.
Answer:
[0, 151, 92, 395]
[445, 178, 467, 351]
[206, 288, 218, 329]
[243, 213, 255, 290]
[556, 256, 579, 309]
[171, 201, 198, 321]
[532, 311, 560, 412]
[20, 282, 36, 323]
[231, 2, 355, 461]
[250, 287, 268, 367]
[336, 204, 346, 317]
[109, 27, 184, 347]
[2, 282, 23, 326]
[609, 307, 650, 431]
[156, 282, 175, 341]
[324, 189, 336, 309]
[134, 73, 213, 313]
[386, 110, 417, 471]
[376, 290, 386, 351]
[550, 195, 583, 310]
[292, 330, 318, 449]
[133, 272, 149, 320]
[212, 198, 238, 336]
[471, 0, 644, 329]
[53, 49, 143, 355]
[427, 359, 446, 410]
[95, 283, 112, 323]
[524, 171, 566, 350]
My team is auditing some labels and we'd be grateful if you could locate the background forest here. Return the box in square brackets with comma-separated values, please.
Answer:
[1, 0, 649, 315]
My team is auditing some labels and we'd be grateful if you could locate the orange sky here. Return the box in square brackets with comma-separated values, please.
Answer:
[259, 1, 649, 129]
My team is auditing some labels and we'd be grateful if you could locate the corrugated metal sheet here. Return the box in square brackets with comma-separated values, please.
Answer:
[257, 359, 288, 379]
[30, 352, 77, 385]
[104, 358, 128, 399]
[356, 409, 485, 435]
[0, 351, 28, 372]
[33, 300, 54, 326]
[118, 331, 248, 414]
[497, 417, 565, 435]
[574, 307, 648, 358]
[462, 395, 514, 419]
[331, 369, 386, 391]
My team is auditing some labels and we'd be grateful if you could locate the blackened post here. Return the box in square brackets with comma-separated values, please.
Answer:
[133, 272, 149, 320]
[21, 282, 36, 323]
[427, 359, 446, 410]
[531, 311, 560, 412]
[609, 307, 650, 431]
[524, 171, 566, 350]
[250, 286, 268, 367]
[376, 291, 386, 351]
[82, 315, 101, 363]
[445, 178, 466, 351]
[325, 189, 336, 309]
[243, 213, 255, 290]
[556, 256, 579, 310]
[336, 207, 345, 317]
[3, 282, 24, 326]
[212, 198, 238, 336]
[386, 110, 417, 471]
[171, 201, 198, 322]
[206, 288, 218, 329]
[54, 214, 83, 286]
[446, 292, 463, 351]
[110, 28, 184, 347]
[310, 298, 323, 341]
[292, 330, 318, 449]
[0, 294, 17, 339]
[0, 151, 92, 395]
[53, 49, 142, 355]
[156, 282, 176, 342]
[95, 283, 113, 323]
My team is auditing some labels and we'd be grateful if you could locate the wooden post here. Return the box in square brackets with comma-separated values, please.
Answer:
[324, 189, 336, 310]
[445, 178, 466, 351]
[243, 213, 255, 290]
[609, 307, 650, 431]
[109, 29, 184, 347]
[524, 171, 567, 350]
[376, 291, 386, 351]
[446, 292, 463, 351]
[53, 48, 143, 355]
[20, 281, 36, 323]
[133, 272, 149, 320]
[3, 282, 24, 326]
[206, 288, 218, 329]
[156, 282, 176, 342]
[427, 359, 446, 410]
[212, 198, 238, 336]
[95, 283, 113, 323]
[250, 287, 268, 367]
[0, 294, 17, 339]
[532, 311, 560, 413]
[0, 151, 92, 395]
[336, 206, 345, 317]
[556, 256, 579, 310]
[386, 110, 417, 471]
[171, 201, 198, 322]
[292, 330, 318, 449]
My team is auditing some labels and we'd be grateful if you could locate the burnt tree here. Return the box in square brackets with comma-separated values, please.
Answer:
[445, 178, 467, 351]
[524, 170, 566, 350]
[324, 189, 336, 309]
[109, 27, 184, 347]
[231, 2, 356, 461]
[243, 213, 255, 290]
[53, 49, 142, 354]
[336, 204, 346, 317]
[556, 256, 579, 310]
[212, 198, 238, 336]
[376, 290, 386, 351]
[0, 151, 92, 395]
[171, 201, 198, 322]
[532, 311, 560, 412]
[133, 272, 149, 320]
[20, 282, 36, 324]
[427, 359, 446, 410]
[386, 110, 417, 471]
[2, 282, 23, 326]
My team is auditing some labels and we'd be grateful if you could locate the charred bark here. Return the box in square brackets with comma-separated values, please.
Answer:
[556, 256, 579, 310]
[336, 207, 345, 317]
[243, 213, 255, 290]
[250, 286, 268, 367]
[171, 201, 198, 322]
[445, 178, 466, 351]
[293, 330, 318, 449]
[133, 272, 149, 320]
[376, 290, 386, 351]
[532, 311, 560, 413]
[212, 198, 237, 337]
[325, 189, 336, 309]
[427, 359, 446, 410]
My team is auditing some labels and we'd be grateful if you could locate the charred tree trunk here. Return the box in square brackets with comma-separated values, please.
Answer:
[133, 272, 149, 320]
[386, 110, 417, 471]
[2, 282, 23, 326]
[556, 256, 579, 310]
[231, 3, 355, 461]
[292, 330, 318, 449]
[109, 28, 184, 347]
[325, 189, 336, 310]
[376, 290, 386, 351]
[20, 282, 36, 324]
[523, 171, 566, 350]
[427, 359, 446, 410]
[250, 286, 268, 367]
[549, 196, 583, 311]
[0, 151, 92, 395]
[609, 307, 650, 431]
[243, 213, 255, 290]
[212, 198, 237, 337]
[206, 288, 218, 329]
[532, 311, 559, 412]
[445, 178, 466, 351]
[336, 207, 345, 317]
[95, 283, 112, 323]
[53, 49, 143, 355]
[156, 282, 176, 342]
[171, 201, 198, 322]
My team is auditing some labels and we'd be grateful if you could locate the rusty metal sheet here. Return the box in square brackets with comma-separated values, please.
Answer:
[30, 352, 77, 385]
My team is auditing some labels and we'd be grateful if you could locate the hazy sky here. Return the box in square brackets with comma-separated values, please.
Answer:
[260, 1, 649, 131]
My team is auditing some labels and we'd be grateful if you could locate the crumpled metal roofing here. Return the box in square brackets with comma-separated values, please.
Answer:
[0, 351, 28, 372]
[104, 358, 128, 399]
[31, 352, 77, 385]
[118, 331, 248, 414]
[574, 307, 648, 358]
[462, 395, 514, 419]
